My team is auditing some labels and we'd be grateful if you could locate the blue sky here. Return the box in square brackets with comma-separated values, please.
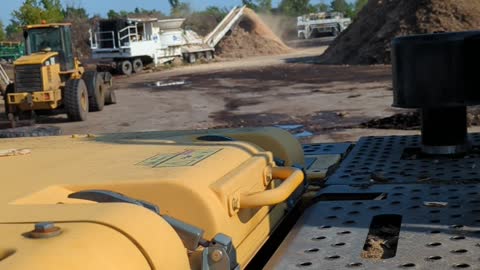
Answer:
[1, 0, 342, 23]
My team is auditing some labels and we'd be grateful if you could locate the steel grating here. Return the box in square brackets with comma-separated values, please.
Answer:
[303, 143, 352, 180]
[264, 184, 480, 270]
[303, 143, 353, 156]
[327, 134, 480, 185]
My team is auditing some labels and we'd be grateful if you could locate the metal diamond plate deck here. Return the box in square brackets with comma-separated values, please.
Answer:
[303, 143, 353, 156]
[265, 184, 480, 270]
[327, 134, 480, 185]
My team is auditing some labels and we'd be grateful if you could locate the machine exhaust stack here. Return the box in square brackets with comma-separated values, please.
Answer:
[392, 31, 480, 155]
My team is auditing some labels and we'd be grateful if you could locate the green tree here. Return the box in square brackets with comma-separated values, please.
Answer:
[107, 10, 129, 19]
[242, 0, 272, 13]
[63, 4, 90, 59]
[169, 0, 180, 8]
[108, 8, 165, 19]
[107, 10, 119, 19]
[242, 0, 256, 9]
[330, 0, 354, 17]
[315, 3, 329, 12]
[11, 0, 64, 25]
[41, 0, 64, 21]
[279, 0, 315, 16]
[64, 6, 88, 19]
[131, 8, 165, 18]
[204, 6, 228, 21]
[5, 21, 22, 40]
[0, 21, 5, 41]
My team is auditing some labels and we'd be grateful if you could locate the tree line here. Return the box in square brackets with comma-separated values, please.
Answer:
[0, 0, 369, 41]
[242, 0, 368, 17]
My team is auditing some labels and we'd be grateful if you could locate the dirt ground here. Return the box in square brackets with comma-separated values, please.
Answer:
[0, 40, 449, 143]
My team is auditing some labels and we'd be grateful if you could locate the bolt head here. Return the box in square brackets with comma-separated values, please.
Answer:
[210, 249, 224, 262]
[34, 222, 55, 232]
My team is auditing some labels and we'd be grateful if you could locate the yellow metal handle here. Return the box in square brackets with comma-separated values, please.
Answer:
[239, 167, 304, 208]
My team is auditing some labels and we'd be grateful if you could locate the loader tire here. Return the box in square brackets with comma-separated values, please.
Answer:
[105, 88, 117, 105]
[101, 72, 116, 105]
[83, 71, 105, 112]
[0, 126, 61, 138]
[119, 60, 132, 75]
[64, 79, 88, 121]
[132, 58, 143, 73]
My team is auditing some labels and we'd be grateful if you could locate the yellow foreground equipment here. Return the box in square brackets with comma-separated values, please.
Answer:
[0, 127, 306, 269]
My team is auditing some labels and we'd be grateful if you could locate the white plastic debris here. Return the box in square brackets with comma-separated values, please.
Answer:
[0, 149, 32, 157]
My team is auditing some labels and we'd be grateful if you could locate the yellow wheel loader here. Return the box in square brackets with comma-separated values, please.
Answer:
[3, 23, 115, 128]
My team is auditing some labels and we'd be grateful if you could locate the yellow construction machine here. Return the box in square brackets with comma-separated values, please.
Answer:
[1, 31, 480, 270]
[3, 23, 115, 128]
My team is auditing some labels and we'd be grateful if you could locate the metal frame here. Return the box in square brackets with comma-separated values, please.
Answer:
[327, 134, 480, 185]
[266, 184, 480, 269]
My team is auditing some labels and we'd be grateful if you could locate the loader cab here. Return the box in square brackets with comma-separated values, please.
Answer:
[23, 23, 75, 71]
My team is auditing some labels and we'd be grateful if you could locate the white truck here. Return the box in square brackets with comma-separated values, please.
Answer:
[89, 6, 245, 75]
[297, 12, 351, 39]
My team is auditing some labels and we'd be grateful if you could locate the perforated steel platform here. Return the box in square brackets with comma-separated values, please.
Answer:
[303, 143, 353, 156]
[303, 143, 352, 181]
[327, 134, 480, 185]
[265, 184, 480, 270]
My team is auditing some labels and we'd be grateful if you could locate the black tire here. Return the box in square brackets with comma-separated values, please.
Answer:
[101, 72, 116, 105]
[119, 60, 132, 75]
[188, 53, 196, 64]
[83, 71, 105, 112]
[132, 58, 143, 73]
[64, 79, 88, 121]
[105, 88, 117, 105]
[0, 126, 61, 138]
[205, 51, 213, 62]
[3, 83, 14, 115]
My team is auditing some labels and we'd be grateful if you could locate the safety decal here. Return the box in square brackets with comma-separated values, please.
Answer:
[138, 149, 222, 168]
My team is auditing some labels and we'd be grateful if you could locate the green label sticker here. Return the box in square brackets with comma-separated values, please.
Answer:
[139, 149, 221, 168]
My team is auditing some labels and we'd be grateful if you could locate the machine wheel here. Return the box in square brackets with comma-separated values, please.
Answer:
[64, 79, 89, 121]
[205, 51, 213, 62]
[83, 71, 105, 112]
[118, 60, 132, 75]
[101, 72, 116, 105]
[132, 58, 144, 73]
[105, 88, 117, 105]
[187, 53, 197, 64]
